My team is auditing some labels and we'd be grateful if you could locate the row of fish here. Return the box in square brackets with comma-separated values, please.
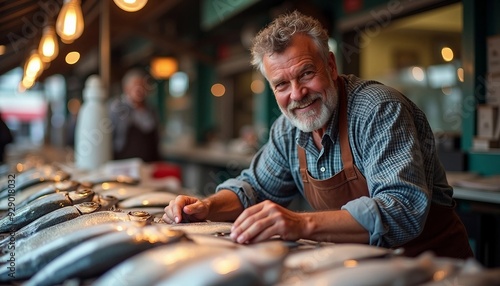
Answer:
[1, 164, 498, 285]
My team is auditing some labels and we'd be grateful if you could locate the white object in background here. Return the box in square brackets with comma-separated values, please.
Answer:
[75, 75, 111, 170]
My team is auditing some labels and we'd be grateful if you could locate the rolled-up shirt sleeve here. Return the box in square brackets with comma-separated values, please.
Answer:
[343, 97, 433, 247]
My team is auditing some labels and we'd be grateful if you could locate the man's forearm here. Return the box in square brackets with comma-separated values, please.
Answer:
[300, 210, 369, 243]
[204, 189, 244, 222]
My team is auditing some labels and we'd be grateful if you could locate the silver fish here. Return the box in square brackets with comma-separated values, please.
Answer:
[0, 202, 101, 250]
[156, 240, 289, 286]
[0, 181, 53, 210]
[24, 224, 186, 286]
[422, 261, 500, 286]
[183, 233, 241, 248]
[0, 188, 94, 232]
[93, 241, 233, 286]
[118, 191, 178, 208]
[0, 169, 70, 198]
[283, 243, 394, 274]
[166, 221, 233, 236]
[10, 211, 152, 257]
[0, 221, 142, 281]
[94, 194, 119, 211]
[80, 175, 140, 188]
[13, 180, 80, 209]
[278, 252, 437, 286]
[95, 185, 160, 201]
[120, 207, 166, 216]
[0, 165, 55, 191]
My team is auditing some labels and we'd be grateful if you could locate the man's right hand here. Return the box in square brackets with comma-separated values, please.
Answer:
[162, 195, 210, 224]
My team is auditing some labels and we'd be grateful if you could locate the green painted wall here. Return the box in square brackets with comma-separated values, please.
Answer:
[462, 0, 500, 175]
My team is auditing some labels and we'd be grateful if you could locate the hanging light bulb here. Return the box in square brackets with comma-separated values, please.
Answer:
[150, 57, 178, 79]
[113, 0, 148, 12]
[20, 76, 35, 90]
[24, 50, 44, 80]
[38, 26, 59, 62]
[56, 0, 84, 44]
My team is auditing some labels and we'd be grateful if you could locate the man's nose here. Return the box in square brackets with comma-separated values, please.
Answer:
[290, 82, 307, 101]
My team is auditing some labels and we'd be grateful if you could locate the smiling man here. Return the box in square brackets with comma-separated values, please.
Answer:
[163, 11, 473, 259]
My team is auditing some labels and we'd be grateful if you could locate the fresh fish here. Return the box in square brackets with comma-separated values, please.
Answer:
[93, 241, 233, 286]
[422, 262, 500, 286]
[0, 202, 101, 250]
[0, 180, 80, 209]
[166, 221, 233, 236]
[0, 165, 52, 191]
[283, 243, 394, 274]
[185, 233, 241, 248]
[156, 240, 289, 286]
[94, 194, 119, 211]
[120, 207, 165, 216]
[118, 191, 178, 208]
[0, 168, 70, 198]
[0, 221, 143, 281]
[0, 188, 95, 232]
[24, 224, 186, 286]
[95, 185, 160, 201]
[7, 180, 80, 209]
[80, 175, 140, 188]
[0, 181, 53, 210]
[10, 211, 152, 257]
[278, 252, 437, 286]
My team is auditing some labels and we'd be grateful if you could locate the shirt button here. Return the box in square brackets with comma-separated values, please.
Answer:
[320, 167, 326, 172]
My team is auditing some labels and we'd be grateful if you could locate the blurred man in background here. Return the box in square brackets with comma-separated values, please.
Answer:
[108, 69, 161, 162]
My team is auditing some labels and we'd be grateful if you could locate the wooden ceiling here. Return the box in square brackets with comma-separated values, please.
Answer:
[0, 0, 210, 82]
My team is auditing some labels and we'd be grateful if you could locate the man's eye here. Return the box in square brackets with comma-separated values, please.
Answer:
[275, 82, 288, 91]
[302, 71, 314, 79]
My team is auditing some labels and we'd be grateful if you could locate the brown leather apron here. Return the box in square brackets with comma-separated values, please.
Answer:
[298, 77, 473, 259]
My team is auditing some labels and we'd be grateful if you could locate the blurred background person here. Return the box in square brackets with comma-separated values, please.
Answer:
[108, 68, 161, 162]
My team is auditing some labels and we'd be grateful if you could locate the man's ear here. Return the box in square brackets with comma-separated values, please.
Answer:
[328, 52, 339, 81]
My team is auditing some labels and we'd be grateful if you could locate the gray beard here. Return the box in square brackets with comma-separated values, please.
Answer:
[281, 86, 338, 132]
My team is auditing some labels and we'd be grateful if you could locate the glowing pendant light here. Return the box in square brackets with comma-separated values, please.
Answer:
[24, 50, 44, 81]
[56, 0, 84, 44]
[38, 26, 59, 62]
[113, 0, 148, 12]
[150, 57, 178, 79]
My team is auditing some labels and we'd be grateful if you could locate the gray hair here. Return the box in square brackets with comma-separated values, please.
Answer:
[250, 11, 330, 76]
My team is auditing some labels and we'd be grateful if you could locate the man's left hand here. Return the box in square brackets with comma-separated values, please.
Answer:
[229, 200, 307, 243]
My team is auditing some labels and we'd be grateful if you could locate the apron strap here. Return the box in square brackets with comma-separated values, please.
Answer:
[337, 77, 357, 180]
[298, 146, 309, 184]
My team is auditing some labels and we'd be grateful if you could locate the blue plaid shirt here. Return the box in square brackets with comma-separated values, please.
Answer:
[216, 74, 454, 248]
